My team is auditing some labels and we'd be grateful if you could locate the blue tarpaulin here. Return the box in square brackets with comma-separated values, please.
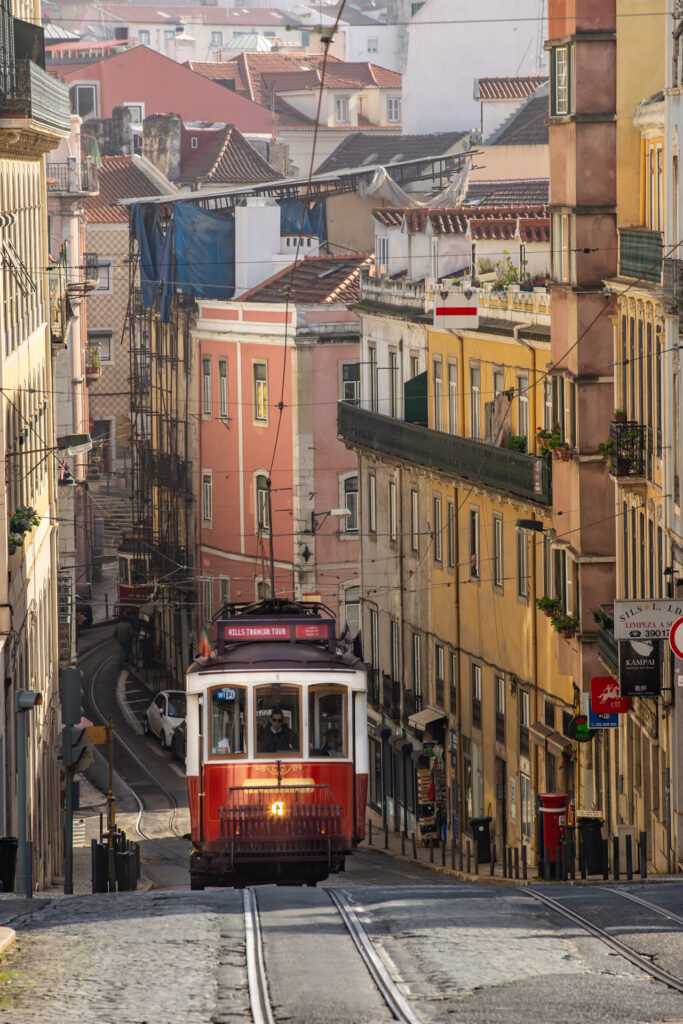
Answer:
[279, 201, 325, 239]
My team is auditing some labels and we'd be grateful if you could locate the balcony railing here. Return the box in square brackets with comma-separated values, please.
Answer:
[596, 605, 618, 677]
[339, 402, 551, 506]
[369, 667, 380, 707]
[609, 420, 645, 478]
[0, 60, 71, 133]
[619, 227, 663, 284]
[382, 674, 400, 720]
[47, 159, 99, 195]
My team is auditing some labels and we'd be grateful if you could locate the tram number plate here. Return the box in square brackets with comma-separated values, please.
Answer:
[216, 688, 236, 701]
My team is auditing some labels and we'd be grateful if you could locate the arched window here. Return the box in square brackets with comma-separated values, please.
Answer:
[256, 474, 270, 533]
[343, 476, 358, 532]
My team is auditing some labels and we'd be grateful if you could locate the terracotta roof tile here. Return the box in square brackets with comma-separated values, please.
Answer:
[373, 205, 547, 236]
[238, 253, 371, 303]
[476, 75, 548, 101]
[464, 179, 549, 206]
[178, 124, 278, 185]
[84, 155, 172, 223]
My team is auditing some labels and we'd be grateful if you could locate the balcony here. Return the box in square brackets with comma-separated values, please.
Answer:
[339, 403, 551, 506]
[596, 605, 618, 677]
[47, 158, 99, 195]
[619, 227, 663, 284]
[382, 673, 400, 721]
[85, 346, 102, 380]
[0, 59, 70, 137]
[609, 420, 645, 479]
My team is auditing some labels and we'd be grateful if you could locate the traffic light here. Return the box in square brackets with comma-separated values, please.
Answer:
[60, 667, 83, 726]
[14, 690, 42, 712]
[61, 725, 93, 772]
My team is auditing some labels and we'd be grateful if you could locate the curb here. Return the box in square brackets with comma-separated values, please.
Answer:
[0, 927, 16, 954]
[358, 841, 526, 886]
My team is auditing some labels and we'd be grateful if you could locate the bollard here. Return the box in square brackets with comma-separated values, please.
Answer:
[544, 845, 551, 881]
[508, 846, 513, 880]
[429, 838, 434, 863]
[502, 845, 507, 878]
[579, 839, 587, 880]
[514, 846, 520, 880]
[467, 840, 471, 874]
[451, 840, 456, 871]
[384, 823, 389, 850]
[522, 844, 528, 881]
[401, 832, 405, 856]
[441, 839, 446, 868]
[561, 842, 568, 881]
[474, 845, 479, 876]
[602, 838, 609, 880]
[639, 831, 647, 879]
[625, 833, 633, 880]
[490, 843, 495, 877]
[569, 834, 575, 881]
[368, 820, 372, 846]
[555, 848, 561, 883]
[612, 836, 620, 880]
[412, 832, 417, 859]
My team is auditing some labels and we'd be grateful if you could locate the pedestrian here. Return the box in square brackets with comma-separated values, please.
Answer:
[113, 616, 134, 668]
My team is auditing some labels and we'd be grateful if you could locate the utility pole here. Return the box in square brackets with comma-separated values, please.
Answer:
[15, 689, 43, 898]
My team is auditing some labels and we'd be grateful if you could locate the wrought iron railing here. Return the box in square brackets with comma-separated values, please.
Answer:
[609, 420, 645, 478]
[46, 159, 99, 194]
[619, 227, 663, 284]
[0, 59, 71, 132]
[339, 403, 551, 505]
[382, 673, 400, 720]
[369, 667, 380, 707]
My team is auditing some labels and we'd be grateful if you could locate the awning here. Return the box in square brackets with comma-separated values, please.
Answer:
[529, 722, 554, 746]
[408, 705, 447, 731]
[547, 731, 574, 757]
[530, 722, 574, 757]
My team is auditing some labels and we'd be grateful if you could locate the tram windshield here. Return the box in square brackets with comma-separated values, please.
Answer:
[309, 688, 346, 757]
[209, 685, 246, 756]
[255, 685, 301, 755]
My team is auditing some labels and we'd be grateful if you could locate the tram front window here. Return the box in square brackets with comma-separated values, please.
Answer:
[255, 685, 300, 755]
[209, 685, 246, 756]
[309, 688, 346, 757]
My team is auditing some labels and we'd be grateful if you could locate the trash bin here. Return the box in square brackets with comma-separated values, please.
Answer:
[469, 816, 492, 864]
[577, 816, 603, 874]
[0, 838, 18, 893]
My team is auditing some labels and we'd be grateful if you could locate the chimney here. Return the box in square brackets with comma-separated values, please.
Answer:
[234, 197, 281, 297]
[142, 114, 181, 181]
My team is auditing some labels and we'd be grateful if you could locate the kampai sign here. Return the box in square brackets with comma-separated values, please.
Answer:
[614, 599, 683, 640]
[618, 639, 662, 698]
[433, 289, 479, 330]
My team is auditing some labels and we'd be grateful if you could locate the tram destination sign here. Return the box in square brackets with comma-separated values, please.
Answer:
[614, 599, 683, 640]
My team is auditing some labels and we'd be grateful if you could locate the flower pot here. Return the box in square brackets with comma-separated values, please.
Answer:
[562, 629, 575, 639]
[543, 607, 554, 617]
[552, 447, 572, 462]
[613, 413, 626, 423]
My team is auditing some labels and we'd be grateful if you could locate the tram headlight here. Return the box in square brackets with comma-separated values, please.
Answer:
[271, 800, 285, 817]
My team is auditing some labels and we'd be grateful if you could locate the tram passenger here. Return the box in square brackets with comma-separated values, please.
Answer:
[258, 707, 298, 753]
[321, 729, 342, 756]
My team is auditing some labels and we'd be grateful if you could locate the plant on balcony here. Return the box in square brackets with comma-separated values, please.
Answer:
[86, 348, 101, 372]
[491, 251, 521, 291]
[10, 506, 40, 536]
[537, 423, 564, 458]
[536, 595, 561, 617]
[507, 434, 527, 453]
[592, 606, 614, 629]
[613, 408, 626, 422]
[596, 437, 614, 465]
[551, 441, 572, 461]
[551, 611, 580, 637]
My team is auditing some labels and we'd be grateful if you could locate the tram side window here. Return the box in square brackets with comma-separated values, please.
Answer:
[309, 688, 346, 757]
[255, 685, 300, 755]
[130, 559, 147, 584]
[209, 685, 246, 756]
[118, 557, 129, 585]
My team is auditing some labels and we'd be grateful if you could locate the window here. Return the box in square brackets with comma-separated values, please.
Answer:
[219, 577, 230, 610]
[389, 480, 397, 541]
[389, 350, 398, 417]
[495, 675, 505, 741]
[218, 360, 228, 418]
[411, 489, 419, 551]
[209, 684, 246, 757]
[412, 633, 421, 697]
[191, 136, 198, 150]
[543, 379, 553, 430]
[203, 578, 213, 622]
[341, 362, 360, 405]
[344, 476, 358, 532]
[430, 236, 439, 280]
[256, 474, 270, 533]
[123, 103, 144, 123]
[552, 212, 576, 283]
[309, 687, 346, 756]
[202, 471, 212, 524]
[433, 495, 442, 562]
[470, 364, 481, 439]
[471, 663, 482, 729]
[493, 514, 503, 588]
[164, 29, 175, 41]
[367, 37, 378, 52]
[88, 330, 112, 362]
[520, 771, 532, 840]
[470, 508, 479, 578]
[447, 501, 455, 568]
[390, 620, 399, 681]
[517, 374, 529, 438]
[433, 357, 443, 430]
[387, 97, 401, 123]
[435, 644, 445, 705]
[95, 259, 112, 292]
[335, 97, 349, 123]
[254, 362, 267, 421]
[448, 362, 458, 434]
[369, 346, 378, 411]
[365, 472, 375, 533]
[517, 528, 529, 598]
[203, 357, 212, 416]
[138, 29, 150, 44]
[449, 652, 457, 713]
[255, 684, 301, 755]
[550, 44, 573, 116]
[370, 608, 379, 701]
[69, 83, 97, 119]
[376, 236, 389, 275]
[343, 585, 360, 637]
[211, 30, 223, 46]
[493, 369, 504, 397]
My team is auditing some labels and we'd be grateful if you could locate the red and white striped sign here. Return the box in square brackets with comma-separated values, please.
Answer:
[434, 291, 479, 330]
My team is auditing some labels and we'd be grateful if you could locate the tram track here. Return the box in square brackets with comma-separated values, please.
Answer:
[78, 637, 187, 866]
[524, 886, 683, 995]
[243, 885, 422, 1024]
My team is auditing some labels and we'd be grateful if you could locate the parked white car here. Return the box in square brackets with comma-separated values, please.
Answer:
[144, 690, 186, 749]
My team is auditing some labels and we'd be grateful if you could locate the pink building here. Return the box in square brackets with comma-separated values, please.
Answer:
[195, 254, 369, 639]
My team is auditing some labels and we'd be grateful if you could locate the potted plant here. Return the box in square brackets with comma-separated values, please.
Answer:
[507, 434, 527, 453]
[10, 506, 40, 536]
[551, 611, 580, 638]
[536, 595, 561, 617]
[613, 409, 626, 423]
[596, 437, 614, 465]
[551, 441, 572, 462]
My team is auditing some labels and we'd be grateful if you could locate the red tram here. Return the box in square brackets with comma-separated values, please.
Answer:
[116, 529, 153, 618]
[186, 600, 368, 888]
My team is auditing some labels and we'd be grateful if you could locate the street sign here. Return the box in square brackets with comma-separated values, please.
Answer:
[85, 725, 108, 745]
[619, 639, 661, 698]
[614, 599, 683, 640]
[588, 709, 618, 729]
[590, 676, 629, 714]
[433, 290, 479, 330]
[669, 616, 683, 659]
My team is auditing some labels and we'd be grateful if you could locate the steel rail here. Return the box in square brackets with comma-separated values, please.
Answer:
[328, 888, 422, 1024]
[609, 887, 683, 925]
[82, 642, 186, 864]
[524, 888, 683, 994]
[243, 888, 276, 1024]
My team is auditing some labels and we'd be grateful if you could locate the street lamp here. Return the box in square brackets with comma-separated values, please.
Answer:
[311, 507, 351, 532]
[56, 432, 93, 456]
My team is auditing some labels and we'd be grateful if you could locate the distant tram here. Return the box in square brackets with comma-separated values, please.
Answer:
[116, 529, 153, 618]
[185, 600, 368, 888]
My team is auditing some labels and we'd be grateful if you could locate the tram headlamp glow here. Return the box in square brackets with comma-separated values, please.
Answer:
[271, 800, 285, 817]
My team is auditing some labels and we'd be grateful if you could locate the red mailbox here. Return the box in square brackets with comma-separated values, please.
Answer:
[537, 793, 568, 870]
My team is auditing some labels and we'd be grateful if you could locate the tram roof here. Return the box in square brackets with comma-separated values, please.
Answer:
[187, 641, 363, 676]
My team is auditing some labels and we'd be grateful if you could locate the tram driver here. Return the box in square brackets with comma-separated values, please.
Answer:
[258, 707, 298, 753]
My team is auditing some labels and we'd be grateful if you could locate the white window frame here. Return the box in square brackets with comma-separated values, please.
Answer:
[69, 82, 98, 119]
[138, 29, 150, 45]
[203, 357, 212, 416]
[433, 494, 442, 562]
[218, 359, 228, 418]
[95, 259, 112, 293]
[517, 374, 529, 439]
[343, 474, 359, 533]
[470, 363, 481, 439]
[412, 632, 421, 695]
[447, 501, 455, 568]
[335, 96, 349, 123]
[341, 361, 361, 405]
[369, 346, 378, 411]
[433, 356, 443, 431]
[88, 329, 113, 362]
[470, 508, 480, 579]
[410, 490, 419, 551]
[122, 102, 144, 124]
[493, 514, 503, 588]
[219, 576, 230, 610]
[389, 479, 397, 542]
[202, 471, 213, 525]
[211, 30, 223, 46]
[448, 361, 458, 434]
[368, 472, 377, 533]
[517, 528, 529, 598]
[367, 36, 378, 53]
[430, 236, 439, 280]
[343, 584, 360, 638]
[255, 473, 270, 534]
[376, 235, 389, 275]
[254, 362, 268, 422]
[387, 96, 401, 123]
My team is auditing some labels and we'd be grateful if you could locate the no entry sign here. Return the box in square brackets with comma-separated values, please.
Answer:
[670, 616, 683, 659]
